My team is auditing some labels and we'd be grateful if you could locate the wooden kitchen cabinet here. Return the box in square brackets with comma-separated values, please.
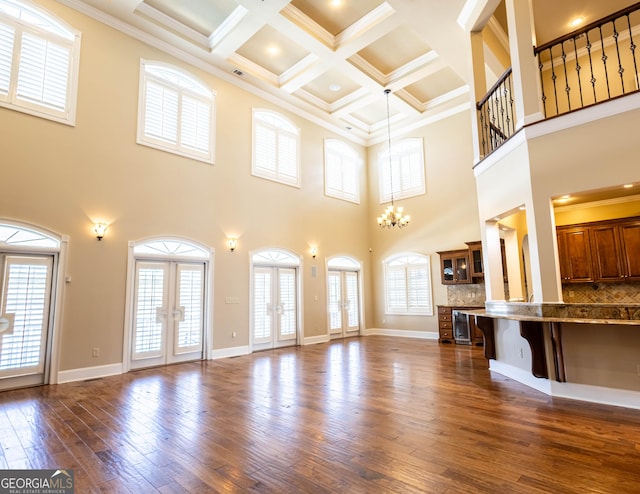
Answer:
[466, 241, 484, 278]
[438, 306, 483, 345]
[556, 225, 594, 283]
[558, 216, 640, 283]
[592, 219, 640, 281]
[437, 249, 471, 284]
[437, 306, 453, 342]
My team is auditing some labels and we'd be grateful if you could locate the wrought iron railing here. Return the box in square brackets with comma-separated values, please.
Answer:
[476, 67, 515, 157]
[534, 2, 640, 118]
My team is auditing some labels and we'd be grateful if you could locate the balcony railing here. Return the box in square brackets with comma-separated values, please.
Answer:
[476, 2, 640, 157]
[476, 67, 515, 157]
[534, 2, 640, 118]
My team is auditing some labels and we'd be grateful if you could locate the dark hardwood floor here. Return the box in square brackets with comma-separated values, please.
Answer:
[1, 336, 640, 493]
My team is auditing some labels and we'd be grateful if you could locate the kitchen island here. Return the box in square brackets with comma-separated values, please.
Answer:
[458, 302, 640, 409]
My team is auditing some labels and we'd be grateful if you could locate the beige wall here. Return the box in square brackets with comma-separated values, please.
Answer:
[0, 0, 480, 373]
[367, 111, 479, 332]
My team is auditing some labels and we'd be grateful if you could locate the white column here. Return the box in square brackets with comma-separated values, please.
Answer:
[505, 0, 544, 127]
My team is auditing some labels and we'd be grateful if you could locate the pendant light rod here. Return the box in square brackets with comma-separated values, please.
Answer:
[377, 88, 411, 229]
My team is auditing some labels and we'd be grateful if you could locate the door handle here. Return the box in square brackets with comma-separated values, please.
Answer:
[173, 306, 185, 322]
[0, 314, 14, 335]
[155, 307, 168, 323]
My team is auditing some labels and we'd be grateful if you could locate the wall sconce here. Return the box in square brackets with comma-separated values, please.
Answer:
[310, 246, 318, 258]
[227, 237, 238, 252]
[94, 222, 108, 241]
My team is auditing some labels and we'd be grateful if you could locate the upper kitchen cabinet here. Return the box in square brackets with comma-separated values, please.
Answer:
[591, 219, 640, 282]
[438, 249, 471, 285]
[556, 225, 595, 283]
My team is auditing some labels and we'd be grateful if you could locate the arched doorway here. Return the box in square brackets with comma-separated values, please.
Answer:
[250, 248, 301, 352]
[326, 255, 362, 339]
[123, 237, 213, 370]
[0, 221, 67, 390]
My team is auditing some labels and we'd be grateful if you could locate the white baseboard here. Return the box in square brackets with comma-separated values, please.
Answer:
[488, 360, 552, 395]
[209, 345, 250, 359]
[489, 360, 640, 410]
[363, 327, 439, 340]
[303, 334, 330, 345]
[550, 381, 640, 410]
[56, 363, 123, 384]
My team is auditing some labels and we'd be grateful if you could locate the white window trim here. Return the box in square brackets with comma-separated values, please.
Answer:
[0, 0, 81, 125]
[324, 138, 360, 204]
[137, 59, 215, 164]
[383, 253, 433, 316]
[379, 137, 426, 203]
[252, 108, 301, 188]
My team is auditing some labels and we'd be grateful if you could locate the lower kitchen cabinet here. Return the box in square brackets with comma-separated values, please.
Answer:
[437, 305, 483, 345]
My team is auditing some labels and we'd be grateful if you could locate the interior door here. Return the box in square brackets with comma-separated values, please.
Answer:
[328, 270, 360, 338]
[131, 260, 204, 369]
[0, 255, 53, 391]
[253, 266, 298, 351]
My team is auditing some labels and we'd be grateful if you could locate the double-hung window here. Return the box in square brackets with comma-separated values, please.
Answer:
[384, 254, 433, 315]
[0, 0, 81, 124]
[324, 139, 360, 203]
[379, 137, 425, 203]
[252, 109, 300, 187]
[137, 60, 215, 164]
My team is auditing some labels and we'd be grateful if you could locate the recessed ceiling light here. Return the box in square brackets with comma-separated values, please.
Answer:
[569, 17, 584, 28]
[623, 183, 634, 188]
[330, 0, 342, 7]
[329, 83, 341, 92]
[267, 45, 280, 56]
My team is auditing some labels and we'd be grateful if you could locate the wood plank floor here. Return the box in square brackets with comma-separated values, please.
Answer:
[1, 336, 640, 493]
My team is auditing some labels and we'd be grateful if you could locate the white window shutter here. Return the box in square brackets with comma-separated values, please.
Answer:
[325, 139, 360, 203]
[138, 61, 214, 163]
[0, 23, 15, 96]
[379, 138, 425, 203]
[252, 110, 300, 187]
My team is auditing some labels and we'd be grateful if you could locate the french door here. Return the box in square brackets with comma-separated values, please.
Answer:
[130, 260, 204, 369]
[252, 266, 298, 351]
[327, 270, 360, 337]
[0, 255, 54, 391]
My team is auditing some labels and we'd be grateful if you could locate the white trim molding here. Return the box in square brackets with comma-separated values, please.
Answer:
[363, 327, 439, 340]
[57, 363, 123, 384]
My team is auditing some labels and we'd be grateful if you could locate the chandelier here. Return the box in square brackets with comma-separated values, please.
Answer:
[377, 89, 410, 229]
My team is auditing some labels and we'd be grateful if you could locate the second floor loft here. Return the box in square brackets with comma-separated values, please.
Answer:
[473, 1, 640, 158]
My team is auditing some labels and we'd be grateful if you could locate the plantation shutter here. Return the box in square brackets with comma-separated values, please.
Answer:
[379, 138, 425, 202]
[0, 23, 15, 96]
[278, 268, 296, 339]
[16, 31, 70, 111]
[345, 271, 359, 328]
[327, 271, 341, 331]
[254, 122, 277, 174]
[181, 94, 210, 153]
[132, 263, 167, 359]
[386, 266, 407, 312]
[174, 263, 204, 354]
[144, 81, 178, 143]
[407, 265, 430, 312]
[0, 256, 52, 374]
[325, 140, 359, 203]
[253, 267, 272, 341]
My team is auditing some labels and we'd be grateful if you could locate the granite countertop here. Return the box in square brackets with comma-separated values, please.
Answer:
[459, 301, 640, 325]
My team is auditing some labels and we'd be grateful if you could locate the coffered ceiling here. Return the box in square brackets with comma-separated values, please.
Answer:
[58, 0, 639, 145]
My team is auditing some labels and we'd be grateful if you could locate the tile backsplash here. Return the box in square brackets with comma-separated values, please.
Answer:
[562, 282, 640, 303]
[446, 282, 640, 305]
[446, 283, 486, 306]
